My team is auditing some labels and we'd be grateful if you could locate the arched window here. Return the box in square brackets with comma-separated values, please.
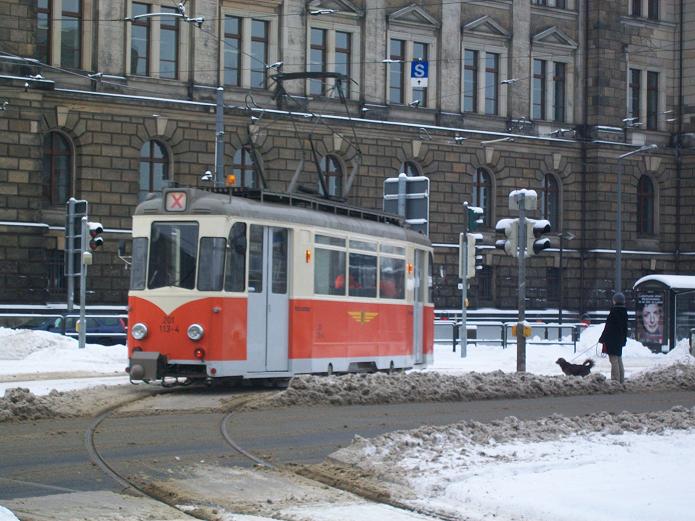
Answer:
[320, 155, 343, 197]
[42, 131, 72, 206]
[541, 174, 560, 227]
[402, 161, 420, 177]
[637, 175, 655, 235]
[139, 140, 169, 201]
[472, 167, 492, 226]
[233, 147, 257, 188]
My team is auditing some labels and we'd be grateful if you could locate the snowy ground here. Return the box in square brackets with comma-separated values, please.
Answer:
[1, 325, 694, 521]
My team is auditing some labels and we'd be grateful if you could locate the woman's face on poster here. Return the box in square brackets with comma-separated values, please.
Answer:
[642, 303, 661, 334]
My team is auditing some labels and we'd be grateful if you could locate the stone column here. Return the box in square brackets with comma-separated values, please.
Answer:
[362, 0, 387, 104]
[439, 1, 462, 113]
[509, 0, 531, 119]
[96, 0, 125, 74]
[190, 0, 219, 86]
[280, 0, 306, 95]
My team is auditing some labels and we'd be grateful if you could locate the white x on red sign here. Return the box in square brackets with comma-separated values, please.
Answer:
[166, 192, 187, 212]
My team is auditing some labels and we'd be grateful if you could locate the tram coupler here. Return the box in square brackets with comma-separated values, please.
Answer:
[128, 351, 166, 381]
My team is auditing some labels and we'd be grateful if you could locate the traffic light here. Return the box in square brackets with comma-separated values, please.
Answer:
[466, 232, 483, 279]
[526, 218, 551, 257]
[495, 218, 518, 257]
[88, 222, 104, 251]
[467, 205, 484, 232]
[65, 199, 88, 277]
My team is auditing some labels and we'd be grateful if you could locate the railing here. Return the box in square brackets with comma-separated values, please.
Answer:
[436, 319, 586, 353]
[0, 313, 128, 345]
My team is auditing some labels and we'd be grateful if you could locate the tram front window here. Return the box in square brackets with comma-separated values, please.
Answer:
[148, 222, 199, 289]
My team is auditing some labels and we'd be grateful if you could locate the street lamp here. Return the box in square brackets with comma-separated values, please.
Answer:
[615, 144, 658, 292]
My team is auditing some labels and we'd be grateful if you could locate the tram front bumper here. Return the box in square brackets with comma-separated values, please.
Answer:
[128, 351, 166, 381]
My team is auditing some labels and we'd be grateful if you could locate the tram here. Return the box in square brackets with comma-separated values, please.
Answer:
[126, 187, 434, 383]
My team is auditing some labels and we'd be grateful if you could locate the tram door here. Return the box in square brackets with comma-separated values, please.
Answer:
[413, 250, 425, 364]
[247, 225, 289, 372]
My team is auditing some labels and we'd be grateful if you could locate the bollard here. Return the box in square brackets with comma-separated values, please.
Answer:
[452, 322, 459, 352]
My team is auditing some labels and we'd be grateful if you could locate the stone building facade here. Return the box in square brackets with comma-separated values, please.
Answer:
[0, 0, 693, 313]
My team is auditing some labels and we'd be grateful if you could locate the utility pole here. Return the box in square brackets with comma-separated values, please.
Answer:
[517, 195, 527, 372]
[460, 203, 469, 357]
[78, 216, 88, 349]
[214, 86, 225, 187]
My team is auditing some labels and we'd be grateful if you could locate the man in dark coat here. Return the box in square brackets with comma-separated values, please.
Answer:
[599, 292, 629, 383]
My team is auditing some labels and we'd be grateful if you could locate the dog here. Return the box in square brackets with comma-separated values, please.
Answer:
[556, 358, 594, 377]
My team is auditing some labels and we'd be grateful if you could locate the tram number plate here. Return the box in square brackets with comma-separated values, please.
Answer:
[160, 316, 180, 333]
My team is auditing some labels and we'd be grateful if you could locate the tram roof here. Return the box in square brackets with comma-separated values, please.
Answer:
[135, 187, 432, 248]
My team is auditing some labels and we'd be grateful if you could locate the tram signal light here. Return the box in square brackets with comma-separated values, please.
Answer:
[65, 199, 88, 277]
[495, 218, 519, 257]
[466, 233, 484, 279]
[467, 206, 484, 232]
[88, 222, 104, 251]
[526, 218, 551, 256]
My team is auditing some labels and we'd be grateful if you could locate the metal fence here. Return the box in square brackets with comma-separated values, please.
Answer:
[436, 320, 586, 353]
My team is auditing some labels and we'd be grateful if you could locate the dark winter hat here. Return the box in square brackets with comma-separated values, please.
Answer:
[612, 292, 626, 305]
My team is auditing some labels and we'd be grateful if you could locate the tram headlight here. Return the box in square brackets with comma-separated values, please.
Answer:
[187, 323, 204, 341]
[131, 323, 148, 340]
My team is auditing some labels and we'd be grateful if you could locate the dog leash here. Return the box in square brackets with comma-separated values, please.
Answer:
[569, 342, 599, 363]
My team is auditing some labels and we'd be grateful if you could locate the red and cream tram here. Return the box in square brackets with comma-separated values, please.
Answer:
[126, 187, 434, 383]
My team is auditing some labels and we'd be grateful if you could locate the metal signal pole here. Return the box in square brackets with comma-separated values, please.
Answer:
[517, 195, 527, 372]
[460, 202, 469, 358]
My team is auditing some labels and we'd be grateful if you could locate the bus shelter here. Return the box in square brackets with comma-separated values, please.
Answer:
[633, 275, 695, 354]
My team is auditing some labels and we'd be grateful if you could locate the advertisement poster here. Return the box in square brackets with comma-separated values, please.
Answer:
[636, 291, 665, 350]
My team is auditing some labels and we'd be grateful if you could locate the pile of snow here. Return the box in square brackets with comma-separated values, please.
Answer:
[329, 407, 695, 521]
[0, 385, 149, 423]
[268, 361, 695, 408]
[0, 328, 127, 377]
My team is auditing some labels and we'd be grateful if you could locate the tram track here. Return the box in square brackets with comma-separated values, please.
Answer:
[84, 387, 461, 521]
[83, 387, 268, 520]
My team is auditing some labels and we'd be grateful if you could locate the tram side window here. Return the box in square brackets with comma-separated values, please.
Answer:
[380, 256, 405, 299]
[314, 234, 346, 296]
[198, 237, 226, 291]
[225, 222, 246, 292]
[130, 237, 148, 290]
[148, 222, 199, 289]
[248, 225, 264, 293]
[349, 252, 377, 298]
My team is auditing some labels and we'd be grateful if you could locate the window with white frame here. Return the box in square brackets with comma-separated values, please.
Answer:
[127, 1, 184, 79]
[463, 49, 478, 112]
[531, 57, 571, 122]
[310, 28, 327, 95]
[306, 19, 360, 100]
[35, 0, 89, 68]
[531, 0, 569, 8]
[461, 46, 508, 116]
[159, 5, 179, 79]
[223, 16, 241, 86]
[250, 19, 269, 89]
[220, 11, 277, 90]
[412, 41, 428, 107]
[387, 34, 437, 108]
[630, 0, 659, 20]
[627, 67, 661, 130]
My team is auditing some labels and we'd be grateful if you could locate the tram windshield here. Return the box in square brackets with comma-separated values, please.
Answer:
[147, 222, 199, 289]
